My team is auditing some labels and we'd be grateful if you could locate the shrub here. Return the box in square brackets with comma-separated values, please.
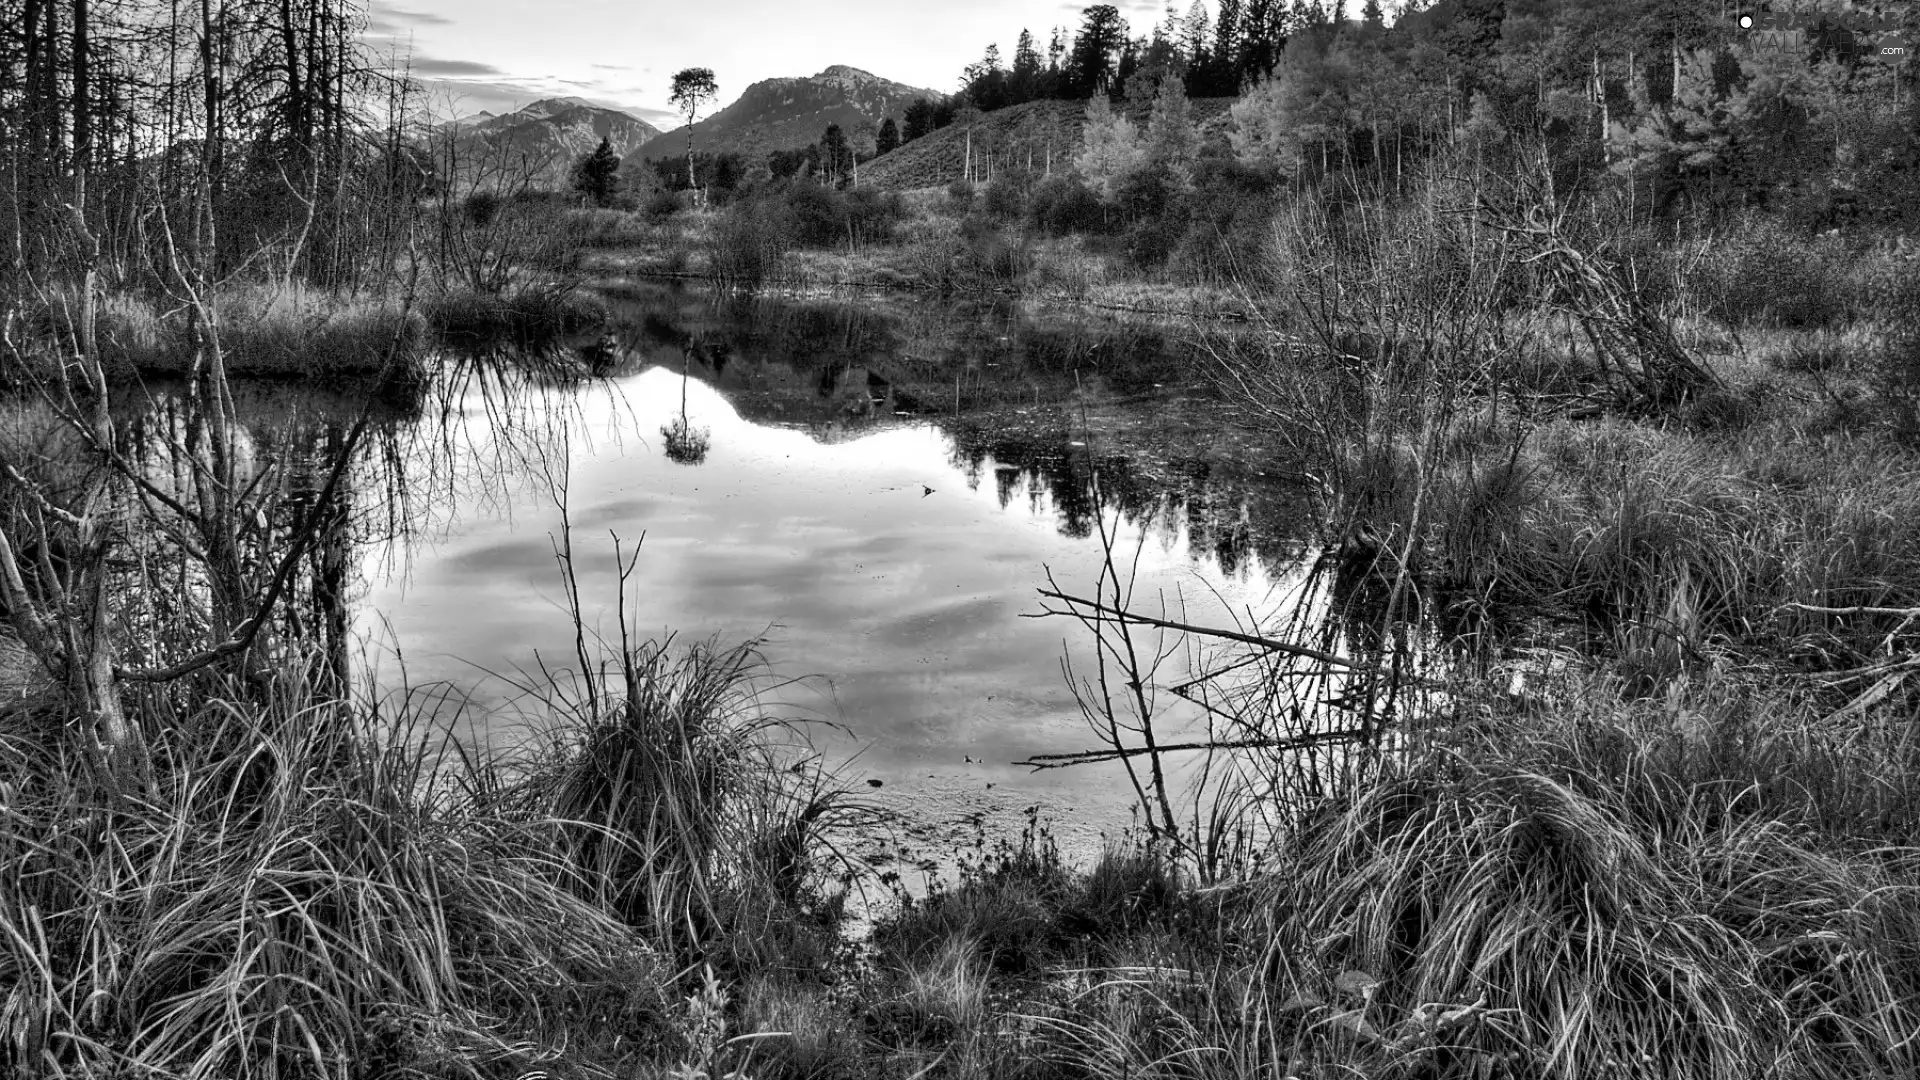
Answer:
[981, 174, 1029, 221]
[644, 187, 685, 222]
[463, 189, 501, 225]
[1698, 220, 1854, 329]
[1027, 175, 1107, 236]
[1165, 158, 1281, 285]
[708, 197, 792, 289]
[741, 183, 906, 253]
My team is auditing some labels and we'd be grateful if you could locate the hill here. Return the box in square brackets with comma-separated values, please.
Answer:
[440, 98, 663, 188]
[642, 66, 939, 164]
[857, 98, 1238, 192]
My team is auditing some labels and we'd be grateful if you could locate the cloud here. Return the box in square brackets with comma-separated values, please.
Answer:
[408, 56, 509, 77]
[408, 73, 675, 127]
[366, 4, 455, 33]
[590, 63, 633, 72]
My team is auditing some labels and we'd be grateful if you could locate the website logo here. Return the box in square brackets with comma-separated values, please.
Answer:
[1735, 8, 1911, 63]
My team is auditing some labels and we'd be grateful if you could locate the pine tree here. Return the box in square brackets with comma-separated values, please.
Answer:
[1212, 0, 1244, 93]
[902, 98, 935, 142]
[1013, 29, 1043, 102]
[876, 117, 901, 156]
[1069, 5, 1129, 98]
[1182, 0, 1213, 71]
[569, 136, 622, 207]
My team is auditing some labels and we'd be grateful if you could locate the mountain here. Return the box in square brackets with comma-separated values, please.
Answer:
[441, 98, 662, 188]
[642, 65, 941, 163]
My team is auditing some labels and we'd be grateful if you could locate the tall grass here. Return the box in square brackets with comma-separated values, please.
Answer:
[1259, 668, 1920, 1080]
[22, 283, 429, 386]
[497, 634, 864, 981]
[0, 671, 672, 1079]
[420, 284, 605, 345]
[0, 627, 872, 1078]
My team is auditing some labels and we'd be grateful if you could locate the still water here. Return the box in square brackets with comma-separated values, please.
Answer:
[355, 286, 1319, 859]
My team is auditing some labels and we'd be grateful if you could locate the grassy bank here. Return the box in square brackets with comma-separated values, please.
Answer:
[576, 182, 1256, 317]
[22, 284, 428, 383]
[8, 640, 1919, 1079]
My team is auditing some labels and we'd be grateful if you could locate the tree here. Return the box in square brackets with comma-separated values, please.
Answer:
[1013, 29, 1044, 102]
[903, 97, 936, 142]
[1075, 93, 1146, 198]
[1069, 5, 1129, 98]
[1146, 71, 1201, 182]
[1211, 0, 1245, 92]
[669, 67, 719, 198]
[876, 117, 901, 156]
[570, 136, 622, 206]
[1182, 1, 1214, 73]
[964, 43, 1012, 110]
[1240, 0, 1288, 81]
[1230, 32, 1362, 175]
[820, 123, 853, 186]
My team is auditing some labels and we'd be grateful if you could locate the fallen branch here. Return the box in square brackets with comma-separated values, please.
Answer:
[1782, 603, 1920, 619]
[1031, 587, 1363, 669]
[1030, 587, 1446, 689]
[1016, 728, 1374, 770]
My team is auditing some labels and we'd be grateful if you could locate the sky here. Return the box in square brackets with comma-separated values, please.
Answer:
[365, 0, 1182, 126]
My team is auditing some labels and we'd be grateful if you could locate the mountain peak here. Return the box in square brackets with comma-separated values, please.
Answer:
[642, 65, 941, 162]
[517, 96, 598, 118]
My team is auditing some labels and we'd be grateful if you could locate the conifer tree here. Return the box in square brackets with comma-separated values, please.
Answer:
[570, 137, 623, 207]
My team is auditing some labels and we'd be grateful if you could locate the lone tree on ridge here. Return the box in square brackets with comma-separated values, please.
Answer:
[669, 67, 719, 202]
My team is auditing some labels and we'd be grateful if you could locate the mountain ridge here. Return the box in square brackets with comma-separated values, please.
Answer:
[438, 98, 662, 188]
[642, 65, 942, 164]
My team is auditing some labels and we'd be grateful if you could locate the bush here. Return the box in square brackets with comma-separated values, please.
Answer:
[644, 187, 685, 222]
[708, 197, 792, 289]
[1167, 158, 1281, 284]
[463, 189, 501, 225]
[777, 182, 905, 249]
[1699, 220, 1854, 329]
[1027, 175, 1107, 237]
[981, 175, 1030, 221]
[937, 216, 1031, 292]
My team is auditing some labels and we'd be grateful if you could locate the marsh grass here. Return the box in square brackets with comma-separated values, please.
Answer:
[0, 668, 676, 1079]
[24, 283, 430, 388]
[498, 634, 867, 982]
[0, 616, 882, 1080]
[1259, 666, 1920, 1080]
[422, 284, 606, 345]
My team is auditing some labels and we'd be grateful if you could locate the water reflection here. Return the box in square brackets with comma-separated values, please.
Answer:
[352, 357, 1306, 854]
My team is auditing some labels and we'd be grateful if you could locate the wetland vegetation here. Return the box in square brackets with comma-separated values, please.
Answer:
[6, 0, 1920, 1078]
